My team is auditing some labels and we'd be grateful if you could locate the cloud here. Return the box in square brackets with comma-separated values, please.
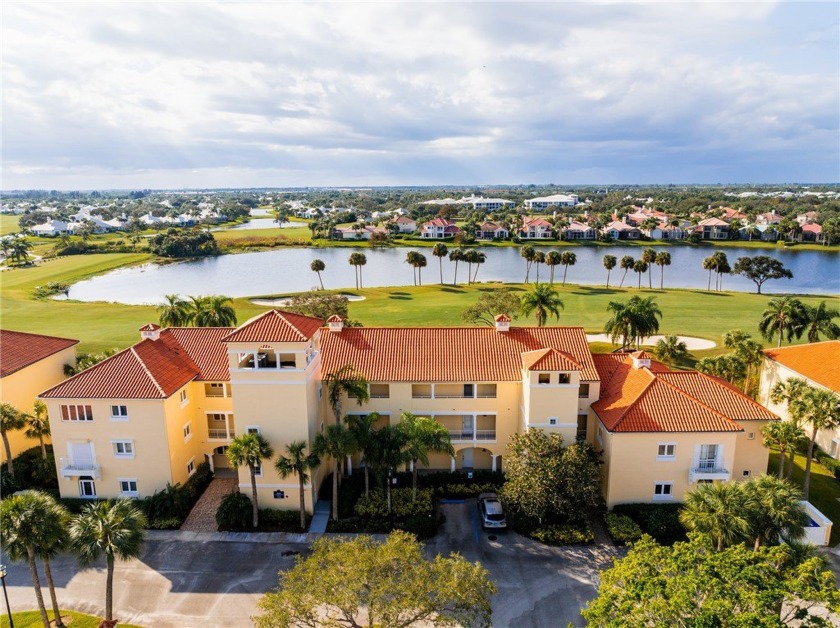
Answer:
[1, 1, 837, 188]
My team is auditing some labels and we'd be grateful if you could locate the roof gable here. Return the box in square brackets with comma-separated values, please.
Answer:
[763, 341, 840, 392]
[223, 310, 322, 343]
[1, 330, 79, 377]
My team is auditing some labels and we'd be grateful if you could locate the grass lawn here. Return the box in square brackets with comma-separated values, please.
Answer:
[0, 609, 142, 628]
[769, 448, 840, 545]
[0, 215, 21, 236]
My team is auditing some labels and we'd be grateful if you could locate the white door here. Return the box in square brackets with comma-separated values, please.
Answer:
[462, 415, 474, 440]
[69, 442, 93, 468]
[462, 448, 474, 468]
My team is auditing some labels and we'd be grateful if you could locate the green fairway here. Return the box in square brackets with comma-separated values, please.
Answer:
[0, 214, 21, 236]
[1, 609, 142, 628]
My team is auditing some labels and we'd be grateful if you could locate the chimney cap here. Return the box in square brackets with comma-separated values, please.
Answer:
[139, 323, 161, 331]
[327, 315, 344, 323]
[494, 314, 511, 322]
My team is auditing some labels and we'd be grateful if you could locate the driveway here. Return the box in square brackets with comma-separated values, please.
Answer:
[3, 501, 618, 627]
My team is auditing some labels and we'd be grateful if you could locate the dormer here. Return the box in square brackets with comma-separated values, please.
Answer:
[139, 323, 161, 341]
[327, 315, 345, 332]
[630, 351, 652, 369]
[494, 314, 511, 332]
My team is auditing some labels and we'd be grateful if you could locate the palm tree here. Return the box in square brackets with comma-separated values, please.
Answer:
[520, 284, 564, 327]
[742, 475, 806, 550]
[618, 255, 634, 288]
[348, 252, 367, 289]
[432, 242, 448, 284]
[398, 413, 455, 501]
[602, 255, 617, 288]
[470, 250, 486, 283]
[632, 260, 648, 289]
[711, 251, 730, 291]
[275, 441, 320, 530]
[227, 432, 275, 527]
[544, 251, 562, 284]
[366, 424, 410, 514]
[703, 255, 716, 291]
[0, 402, 25, 479]
[324, 363, 369, 425]
[345, 413, 380, 497]
[405, 251, 422, 286]
[532, 251, 545, 283]
[560, 251, 577, 287]
[641, 248, 656, 289]
[71, 500, 146, 623]
[190, 295, 237, 327]
[24, 400, 50, 460]
[680, 482, 749, 551]
[654, 251, 671, 289]
[9, 237, 32, 266]
[449, 248, 465, 286]
[604, 296, 663, 350]
[520, 245, 536, 283]
[313, 424, 356, 522]
[799, 387, 840, 500]
[158, 294, 190, 327]
[310, 259, 326, 290]
[762, 421, 805, 479]
[771, 378, 810, 479]
[652, 335, 688, 367]
[800, 301, 840, 343]
[759, 296, 806, 347]
[2, 491, 73, 628]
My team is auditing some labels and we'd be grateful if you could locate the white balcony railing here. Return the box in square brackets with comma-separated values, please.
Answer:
[208, 428, 234, 440]
[60, 457, 101, 479]
[689, 466, 730, 483]
[448, 429, 496, 442]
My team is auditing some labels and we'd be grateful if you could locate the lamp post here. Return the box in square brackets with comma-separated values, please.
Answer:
[0, 564, 12, 628]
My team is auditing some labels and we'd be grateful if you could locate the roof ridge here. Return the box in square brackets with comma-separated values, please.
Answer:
[272, 310, 306, 341]
[1, 329, 79, 344]
[684, 370, 780, 418]
[654, 373, 739, 428]
[608, 369, 657, 430]
[130, 346, 166, 397]
[39, 345, 136, 396]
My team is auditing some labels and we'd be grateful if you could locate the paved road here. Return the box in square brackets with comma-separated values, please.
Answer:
[4, 501, 619, 627]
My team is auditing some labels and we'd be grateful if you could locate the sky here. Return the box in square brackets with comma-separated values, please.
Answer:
[1, 2, 838, 190]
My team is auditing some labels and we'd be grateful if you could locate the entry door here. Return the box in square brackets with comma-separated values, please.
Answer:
[69, 442, 93, 467]
[462, 415, 474, 440]
[462, 448, 474, 468]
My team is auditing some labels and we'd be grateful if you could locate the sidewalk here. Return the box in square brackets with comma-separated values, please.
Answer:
[308, 500, 332, 534]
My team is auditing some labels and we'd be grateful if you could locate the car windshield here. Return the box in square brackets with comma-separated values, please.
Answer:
[486, 514, 505, 521]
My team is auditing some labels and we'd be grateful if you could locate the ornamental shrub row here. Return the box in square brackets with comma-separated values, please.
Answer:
[354, 488, 434, 518]
[530, 523, 594, 546]
[603, 513, 643, 545]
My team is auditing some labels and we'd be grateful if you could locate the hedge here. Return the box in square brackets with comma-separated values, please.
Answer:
[1, 446, 58, 495]
[216, 492, 312, 532]
[530, 523, 595, 546]
[354, 488, 434, 518]
[611, 503, 686, 545]
[327, 514, 440, 539]
[603, 513, 643, 545]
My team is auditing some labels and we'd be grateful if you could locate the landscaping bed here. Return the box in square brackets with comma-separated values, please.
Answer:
[215, 492, 312, 532]
[609, 503, 686, 545]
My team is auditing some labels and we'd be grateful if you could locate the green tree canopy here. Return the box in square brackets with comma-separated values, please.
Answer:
[461, 288, 521, 326]
[733, 255, 794, 294]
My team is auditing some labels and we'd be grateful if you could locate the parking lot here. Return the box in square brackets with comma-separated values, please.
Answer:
[3, 499, 617, 627]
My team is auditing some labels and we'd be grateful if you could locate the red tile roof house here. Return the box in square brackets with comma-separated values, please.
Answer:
[602, 220, 641, 240]
[420, 218, 461, 239]
[695, 217, 730, 240]
[477, 221, 509, 240]
[518, 216, 554, 239]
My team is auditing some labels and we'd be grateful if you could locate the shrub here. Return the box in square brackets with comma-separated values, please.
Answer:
[59, 497, 104, 514]
[531, 523, 594, 546]
[1, 446, 58, 494]
[604, 513, 643, 545]
[611, 503, 686, 545]
[182, 462, 214, 502]
[399, 514, 439, 539]
[435, 483, 500, 499]
[258, 508, 311, 532]
[327, 517, 395, 534]
[417, 470, 504, 490]
[144, 482, 192, 521]
[31, 281, 69, 299]
[354, 488, 434, 518]
[149, 517, 183, 530]
[216, 492, 253, 530]
[151, 227, 219, 257]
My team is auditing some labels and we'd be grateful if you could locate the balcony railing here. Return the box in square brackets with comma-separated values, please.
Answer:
[208, 428, 235, 440]
[689, 466, 730, 483]
[448, 429, 496, 442]
[60, 457, 101, 479]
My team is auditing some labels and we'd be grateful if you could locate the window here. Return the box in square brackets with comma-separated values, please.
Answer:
[278, 353, 296, 368]
[747, 432, 755, 440]
[477, 384, 497, 398]
[657, 443, 676, 459]
[548, 417, 557, 426]
[61, 405, 93, 422]
[79, 476, 96, 498]
[411, 384, 432, 399]
[742, 470, 751, 477]
[369, 384, 390, 399]
[246, 426, 261, 435]
[558, 373, 570, 384]
[180, 389, 188, 405]
[119, 479, 138, 497]
[110, 405, 128, 420]
[112, 440, 134, 458]
[698, 444, 719, 470]
[204, 383, 226, 397]
[576, 415, 587, 440]
[187, 458, 195, 475]
[653, 482, 673, 500]
[253, 463, 262, 477]
[831, 439, 839, 458]
[538, 373, 551, 385]
[318, 385, 323, 400]
[183, 422, 192, 442]
[208, 413, 227, 423]
[463, 384, 474, 398]
[578, 383, 590, 398]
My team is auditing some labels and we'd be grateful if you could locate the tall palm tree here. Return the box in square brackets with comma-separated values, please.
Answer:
[310, 259, 326, 290]
[405, 251, 422, 286]
[532, 251, 545, 283]
[618, 255, 634, 288]
[742, 475, 806, 550]
[415, 252, 427, 286]
[799, 387, 840, 500]
[762, 421, 805, 479]
[520, 245, 536, 283]
[227, 432, 275, 527]
[759, 296, 806, 347]
[275, 441, 320, 531]
[470, 250, 486, 283]
[348, 252, 367, 289]
[398, 413, 455, 501]
[560, 251, 577, 286]
[680, 482, 749, 551]
[632, 260, 648, 289]
[449, 248, 466, 286]
[544, 251, 562, 285]
[520, 284, 564, 327]
[324, 363, 369, 425]
[771, 377, 810, 479]
[345, 413, 381, 497]
[711, 251, 730, 291]
[652, 335, 687, 367]
[190, 295, 237, 327]
[641, 248, 656, 289]
[602, 255, 617, 288]
[366, 424, 409, 514]
[432, 242, 448, 284]
[25, 400, 50, 460]
[158, 294, 191, 327]
[800, 301, 840, 343]
[604, 296, 663, 350]
[313, 424, 356, 522]
[0, 402, 25, 479]
[702, 255, 716, 291]
[654, 251, 671, 289]
[2, 491, 73, 628]
[71, 499, 147, 624]
[9, 237, 32, 266]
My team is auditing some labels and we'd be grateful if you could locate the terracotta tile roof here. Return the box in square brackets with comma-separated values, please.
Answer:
[801, 223, 823, 233]
[166, 327, 235, 381]
[522, 217, 552, 228]
[139, 323, 160, 331]
[658, 372, 777, 421]
[321, 326, 598, 382]
[592, 354, 751, 433]
[423, 218, 457, 228]
[763, 341, 840, 393]
[222, 310, 322, 343]
[0, 330, 79, 377]
[522, 348, 582, 372]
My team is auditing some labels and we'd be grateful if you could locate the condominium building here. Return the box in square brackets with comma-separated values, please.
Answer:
[39, 313, 777, 512]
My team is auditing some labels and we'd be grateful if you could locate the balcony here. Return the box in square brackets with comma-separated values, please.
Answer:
[689, 465, 731, 483]
[207, 414, 235, 441]
[208, 428, 235, 440]
[60, 457, 101, 479]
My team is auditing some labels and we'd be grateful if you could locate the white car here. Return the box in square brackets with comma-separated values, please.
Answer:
[477, 492, 507, 530]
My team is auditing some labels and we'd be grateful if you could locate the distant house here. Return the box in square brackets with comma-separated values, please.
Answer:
[463, 195, 515, 211]
[391, 216, 417, 234]
[562, 221, 597, 240]
[798, 223, 825, 243]
[644, 223, 688, 240]
[477, 221, 509, 240]
[30, 220, 70, 237]
[796, 211, 819, 225]
[695, 218, 730, 240]
[519, 217, 554, 239]
[524, 194, 578, 210]
[421, 218, 460, 239]
[602, 221, 640, 240]
[738, 224, 777, 242]
[756, 211, 782, 226]
[330, 225, 387, 241]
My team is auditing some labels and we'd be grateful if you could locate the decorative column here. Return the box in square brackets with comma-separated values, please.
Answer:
[450, 456, 456, 472]
[346, 456, 352, 475]
[491, 455, 498, 472]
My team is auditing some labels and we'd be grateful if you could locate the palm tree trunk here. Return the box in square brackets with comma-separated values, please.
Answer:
[331, 460, 339, 522]
[648, 269, 652, 289]
[250, 467, 259, 528]
[778, 328, 783, 348]
[27, 548, 50, 628]
[39, 435, 47, 460]
[364, 464, 370, 497]
[803, 429, 817, 500]
[717, 536, 723, 552]
[660, 267, 664, 289]
[638, 273, 642, 289]
[386, 470, 392, 513]
[472, 264, 480, 283]
[105, 555, 114, 622]
[777, 445, 786, 478]
[606, 269, 611, 288]
[549, 266, 555, 285]
[317, 272, 324, 290]
[524, 261, 530, 284]
[412, 462, 418, 502]
[787, 446, 795, 480]
[707, 269, 712, 291]
[2, 433, 14, 478]
[359, 267, 363, 289]
[563, 266, 568, 286]
[418, 267, 422, 286]
[453, 261, 459, 286]
[299, 476, 307, 530]
[43, 558, 66, 628]
[439, 258, 443, 284]
[753, 536, 761, 551]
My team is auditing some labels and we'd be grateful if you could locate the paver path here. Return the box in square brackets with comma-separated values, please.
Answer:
[180, 477, 237, 532]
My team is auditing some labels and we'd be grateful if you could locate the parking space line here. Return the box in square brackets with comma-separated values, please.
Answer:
[469, 501, 480, 545]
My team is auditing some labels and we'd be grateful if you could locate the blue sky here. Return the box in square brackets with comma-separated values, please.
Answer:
[2, 2, 838, 189]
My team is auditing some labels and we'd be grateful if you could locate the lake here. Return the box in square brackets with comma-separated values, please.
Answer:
[65, 245, 840, 304]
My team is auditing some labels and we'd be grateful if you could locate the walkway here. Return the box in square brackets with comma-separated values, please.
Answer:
[180, 477, 237, 532]
[308, 500, 331, 534]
